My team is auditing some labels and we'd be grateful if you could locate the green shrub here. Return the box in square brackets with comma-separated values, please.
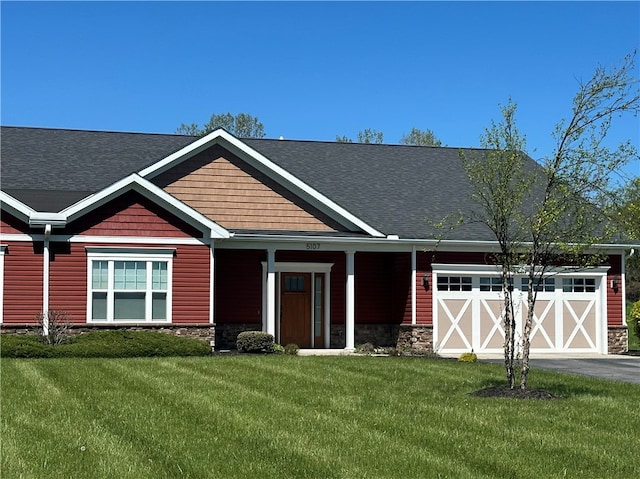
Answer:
[0, 331, 211, 358]
[272, 344, 285, 354]
[284, 343, 300, 355]
[629, 300, 640, 341]
[357, 342, 376, 353]
[0, 334, 55, 358]
[458, 352, 478, 363]
[236, 331, 275, 353]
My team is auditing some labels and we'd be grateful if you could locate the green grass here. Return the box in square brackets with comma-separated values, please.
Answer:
[627, 300, 640, 351]
[2, 356, 639, 479]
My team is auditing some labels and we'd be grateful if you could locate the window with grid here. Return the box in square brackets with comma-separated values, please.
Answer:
[88, 250, 172, 322]
[562, 277, 596, 293]
[437, 276, 472, 292]
[521, 277, 555, 292]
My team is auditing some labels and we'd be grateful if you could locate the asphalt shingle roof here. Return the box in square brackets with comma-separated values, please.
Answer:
[1, 126, 538, 241]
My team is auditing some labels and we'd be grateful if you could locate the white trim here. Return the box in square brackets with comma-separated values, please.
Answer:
[42, 224, 51, 335]
[345, 251, 355, 351]
[0, 191, 34, 224]
[86, 249, 174, 323]
[432, 267, 609, 354]
[85, 247, 176, 256]
[0, 234, 209, 246]
[260, 261, 335, 346]
[266, 249, 276, 337]
[138, 129, 384, 237]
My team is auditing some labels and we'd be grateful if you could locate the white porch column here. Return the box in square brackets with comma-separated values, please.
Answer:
[345, 250, 355, 350]
[42, 224, 52, 336]
[266, 248, 276, 337]
[411, 246, 417, 325]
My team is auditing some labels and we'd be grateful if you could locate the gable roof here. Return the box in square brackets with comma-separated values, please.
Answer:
[1, 125, 534, 241]
[1, 126, 192, 212]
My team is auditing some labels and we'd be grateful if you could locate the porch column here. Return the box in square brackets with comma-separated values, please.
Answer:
[345, 250, 355, 350]
[266, 248, 276, 337]
[411, 246, 417, 325]
[42, 224, 52, 336]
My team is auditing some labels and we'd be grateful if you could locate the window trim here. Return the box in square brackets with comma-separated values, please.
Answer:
[86, 248, 174, 323]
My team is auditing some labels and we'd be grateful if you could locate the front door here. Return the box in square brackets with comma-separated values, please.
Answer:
[280, 273, 311, 347]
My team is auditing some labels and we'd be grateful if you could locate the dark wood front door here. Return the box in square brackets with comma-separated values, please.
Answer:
[280, 273, 311, 347]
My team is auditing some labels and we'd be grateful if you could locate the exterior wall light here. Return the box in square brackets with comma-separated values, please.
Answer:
[422, 272, 429, 289]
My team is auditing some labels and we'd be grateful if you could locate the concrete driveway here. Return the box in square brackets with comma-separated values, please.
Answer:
[484, 355, 640, 384]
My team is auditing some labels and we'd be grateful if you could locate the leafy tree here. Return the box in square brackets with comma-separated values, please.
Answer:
[176, 112, 265, 138]
[336, 129, 384, 144]
[460, 100, 532, 389]
[461, 52, 639, 390]
[610, 177, 640, 301]
[400, 127, 442, 146]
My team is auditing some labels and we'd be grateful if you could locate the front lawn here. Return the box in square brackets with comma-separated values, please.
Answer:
[1, 356, 638, 478]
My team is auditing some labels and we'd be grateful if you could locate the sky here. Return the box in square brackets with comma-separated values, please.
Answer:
[2, 1, 639, 181]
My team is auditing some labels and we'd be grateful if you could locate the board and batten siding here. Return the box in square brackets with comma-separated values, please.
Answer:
[153, 145, 344, 232]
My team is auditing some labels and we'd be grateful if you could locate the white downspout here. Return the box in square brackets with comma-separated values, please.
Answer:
[42, 224, 52, 336]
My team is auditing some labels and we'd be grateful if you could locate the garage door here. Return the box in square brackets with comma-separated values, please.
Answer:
[432, 268, 605, 354]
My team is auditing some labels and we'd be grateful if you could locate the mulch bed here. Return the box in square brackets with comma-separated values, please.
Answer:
[469, 385, 560, 400]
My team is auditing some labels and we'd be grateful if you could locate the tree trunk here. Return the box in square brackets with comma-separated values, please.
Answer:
[503, 272, 516, 389]
[520, 271, 535, 390]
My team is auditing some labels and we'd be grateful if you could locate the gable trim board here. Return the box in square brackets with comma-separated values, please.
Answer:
[139, 129, 384, 237]
[0, 127, 633, 354]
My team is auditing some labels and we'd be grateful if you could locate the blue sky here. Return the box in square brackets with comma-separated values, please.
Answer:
[2, 1, 639, 180]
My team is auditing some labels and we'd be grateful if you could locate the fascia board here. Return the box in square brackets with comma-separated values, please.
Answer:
[138, 129, 385, 238]
[0, 191, 34, 224]
[61, 174, 230, 239]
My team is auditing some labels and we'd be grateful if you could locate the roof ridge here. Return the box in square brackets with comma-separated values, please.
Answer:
[0, 125, 192, 138]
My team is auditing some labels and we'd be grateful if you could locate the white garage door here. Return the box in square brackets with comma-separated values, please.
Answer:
[432, 266, 606, 354]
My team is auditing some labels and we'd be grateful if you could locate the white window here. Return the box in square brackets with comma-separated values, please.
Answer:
[86, 248, 173, 322]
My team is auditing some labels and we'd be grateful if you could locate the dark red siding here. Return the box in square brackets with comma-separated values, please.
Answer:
[215, 249, 264, 324]
[173, 244, 210, 323]
[607, 255, 623, 326]
[1, 213, 32, 235]
[3, 242, 43, 323]
[49, 242, 86, 322]
[66, 191, 203, 238]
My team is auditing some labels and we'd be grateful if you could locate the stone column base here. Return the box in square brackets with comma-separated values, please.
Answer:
[608, 325, 628, 354]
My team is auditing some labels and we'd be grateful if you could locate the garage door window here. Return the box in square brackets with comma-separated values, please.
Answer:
[562, 277, 596, 293]
[437, 276, 472, 291]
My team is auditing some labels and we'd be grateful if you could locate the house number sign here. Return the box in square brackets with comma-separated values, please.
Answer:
[306, 243, 321, 250]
